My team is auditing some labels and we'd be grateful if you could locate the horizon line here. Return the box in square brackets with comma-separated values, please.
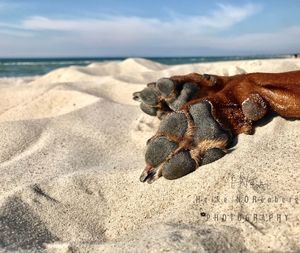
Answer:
[0, 53, 294, 60]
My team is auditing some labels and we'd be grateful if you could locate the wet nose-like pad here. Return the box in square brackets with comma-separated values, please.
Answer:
[145, 137, 177, 167]
[158, 113, 188, 137]
[162, 151, 196, 180]
[189, 101, 230, 143]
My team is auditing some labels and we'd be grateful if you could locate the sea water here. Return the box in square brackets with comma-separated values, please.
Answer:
[0, 55, 289, 77]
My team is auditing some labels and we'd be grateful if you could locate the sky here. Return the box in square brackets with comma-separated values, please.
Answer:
[0, 0, 300, 57]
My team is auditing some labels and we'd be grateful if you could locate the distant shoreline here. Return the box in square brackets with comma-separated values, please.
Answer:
[0, 55, 296, 78]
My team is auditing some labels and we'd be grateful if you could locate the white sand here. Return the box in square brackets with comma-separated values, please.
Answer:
[0, 58, 299, 253]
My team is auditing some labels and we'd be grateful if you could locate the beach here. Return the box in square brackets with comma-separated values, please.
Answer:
[0, 58, 300, 252]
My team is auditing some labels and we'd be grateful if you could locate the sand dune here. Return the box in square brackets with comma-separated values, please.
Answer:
[0, 58, 299, 252]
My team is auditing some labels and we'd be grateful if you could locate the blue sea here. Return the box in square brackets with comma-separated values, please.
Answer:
[0, 55, 289, 78]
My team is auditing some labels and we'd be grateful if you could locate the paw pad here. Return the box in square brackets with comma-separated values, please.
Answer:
[189, 101, 229, 143]
[145, 137, 177, 167]
[140, 103, 157, 116]
[158, 113, 188, 137]
[133, 77, 199, 116]
[242, 94, 267, 121]
[156, 78, 175, 97]
[162, 151, 196, 180]
[202, 148, 226, 165]
[141, 101, 232, 183]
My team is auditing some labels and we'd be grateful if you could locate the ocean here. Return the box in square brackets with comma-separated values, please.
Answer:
[0, 55, 289, 77]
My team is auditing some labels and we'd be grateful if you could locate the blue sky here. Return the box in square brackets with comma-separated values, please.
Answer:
[0, 0, 300, 57]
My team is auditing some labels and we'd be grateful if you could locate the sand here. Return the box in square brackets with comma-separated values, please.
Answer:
[0, 58, 299, 253]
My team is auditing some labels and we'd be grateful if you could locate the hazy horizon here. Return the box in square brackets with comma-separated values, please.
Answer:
[0, 53, 293, 59]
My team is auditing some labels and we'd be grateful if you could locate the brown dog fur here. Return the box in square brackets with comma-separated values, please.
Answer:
[170, 71, 300, 134]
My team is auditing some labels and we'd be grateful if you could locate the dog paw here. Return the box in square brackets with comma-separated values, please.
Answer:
[133, 73, 221, 118]
[140, 101, 232, 183]
[136, 70, 300, 183]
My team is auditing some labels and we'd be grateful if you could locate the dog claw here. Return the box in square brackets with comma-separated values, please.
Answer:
[139, 164, 161, 184]
[203, 74, 217, 86]
[139, 164, 154, 182]
[132, 91, 141, 101]
[139, 169, 149, 182]
[145, 173, 159, 184]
